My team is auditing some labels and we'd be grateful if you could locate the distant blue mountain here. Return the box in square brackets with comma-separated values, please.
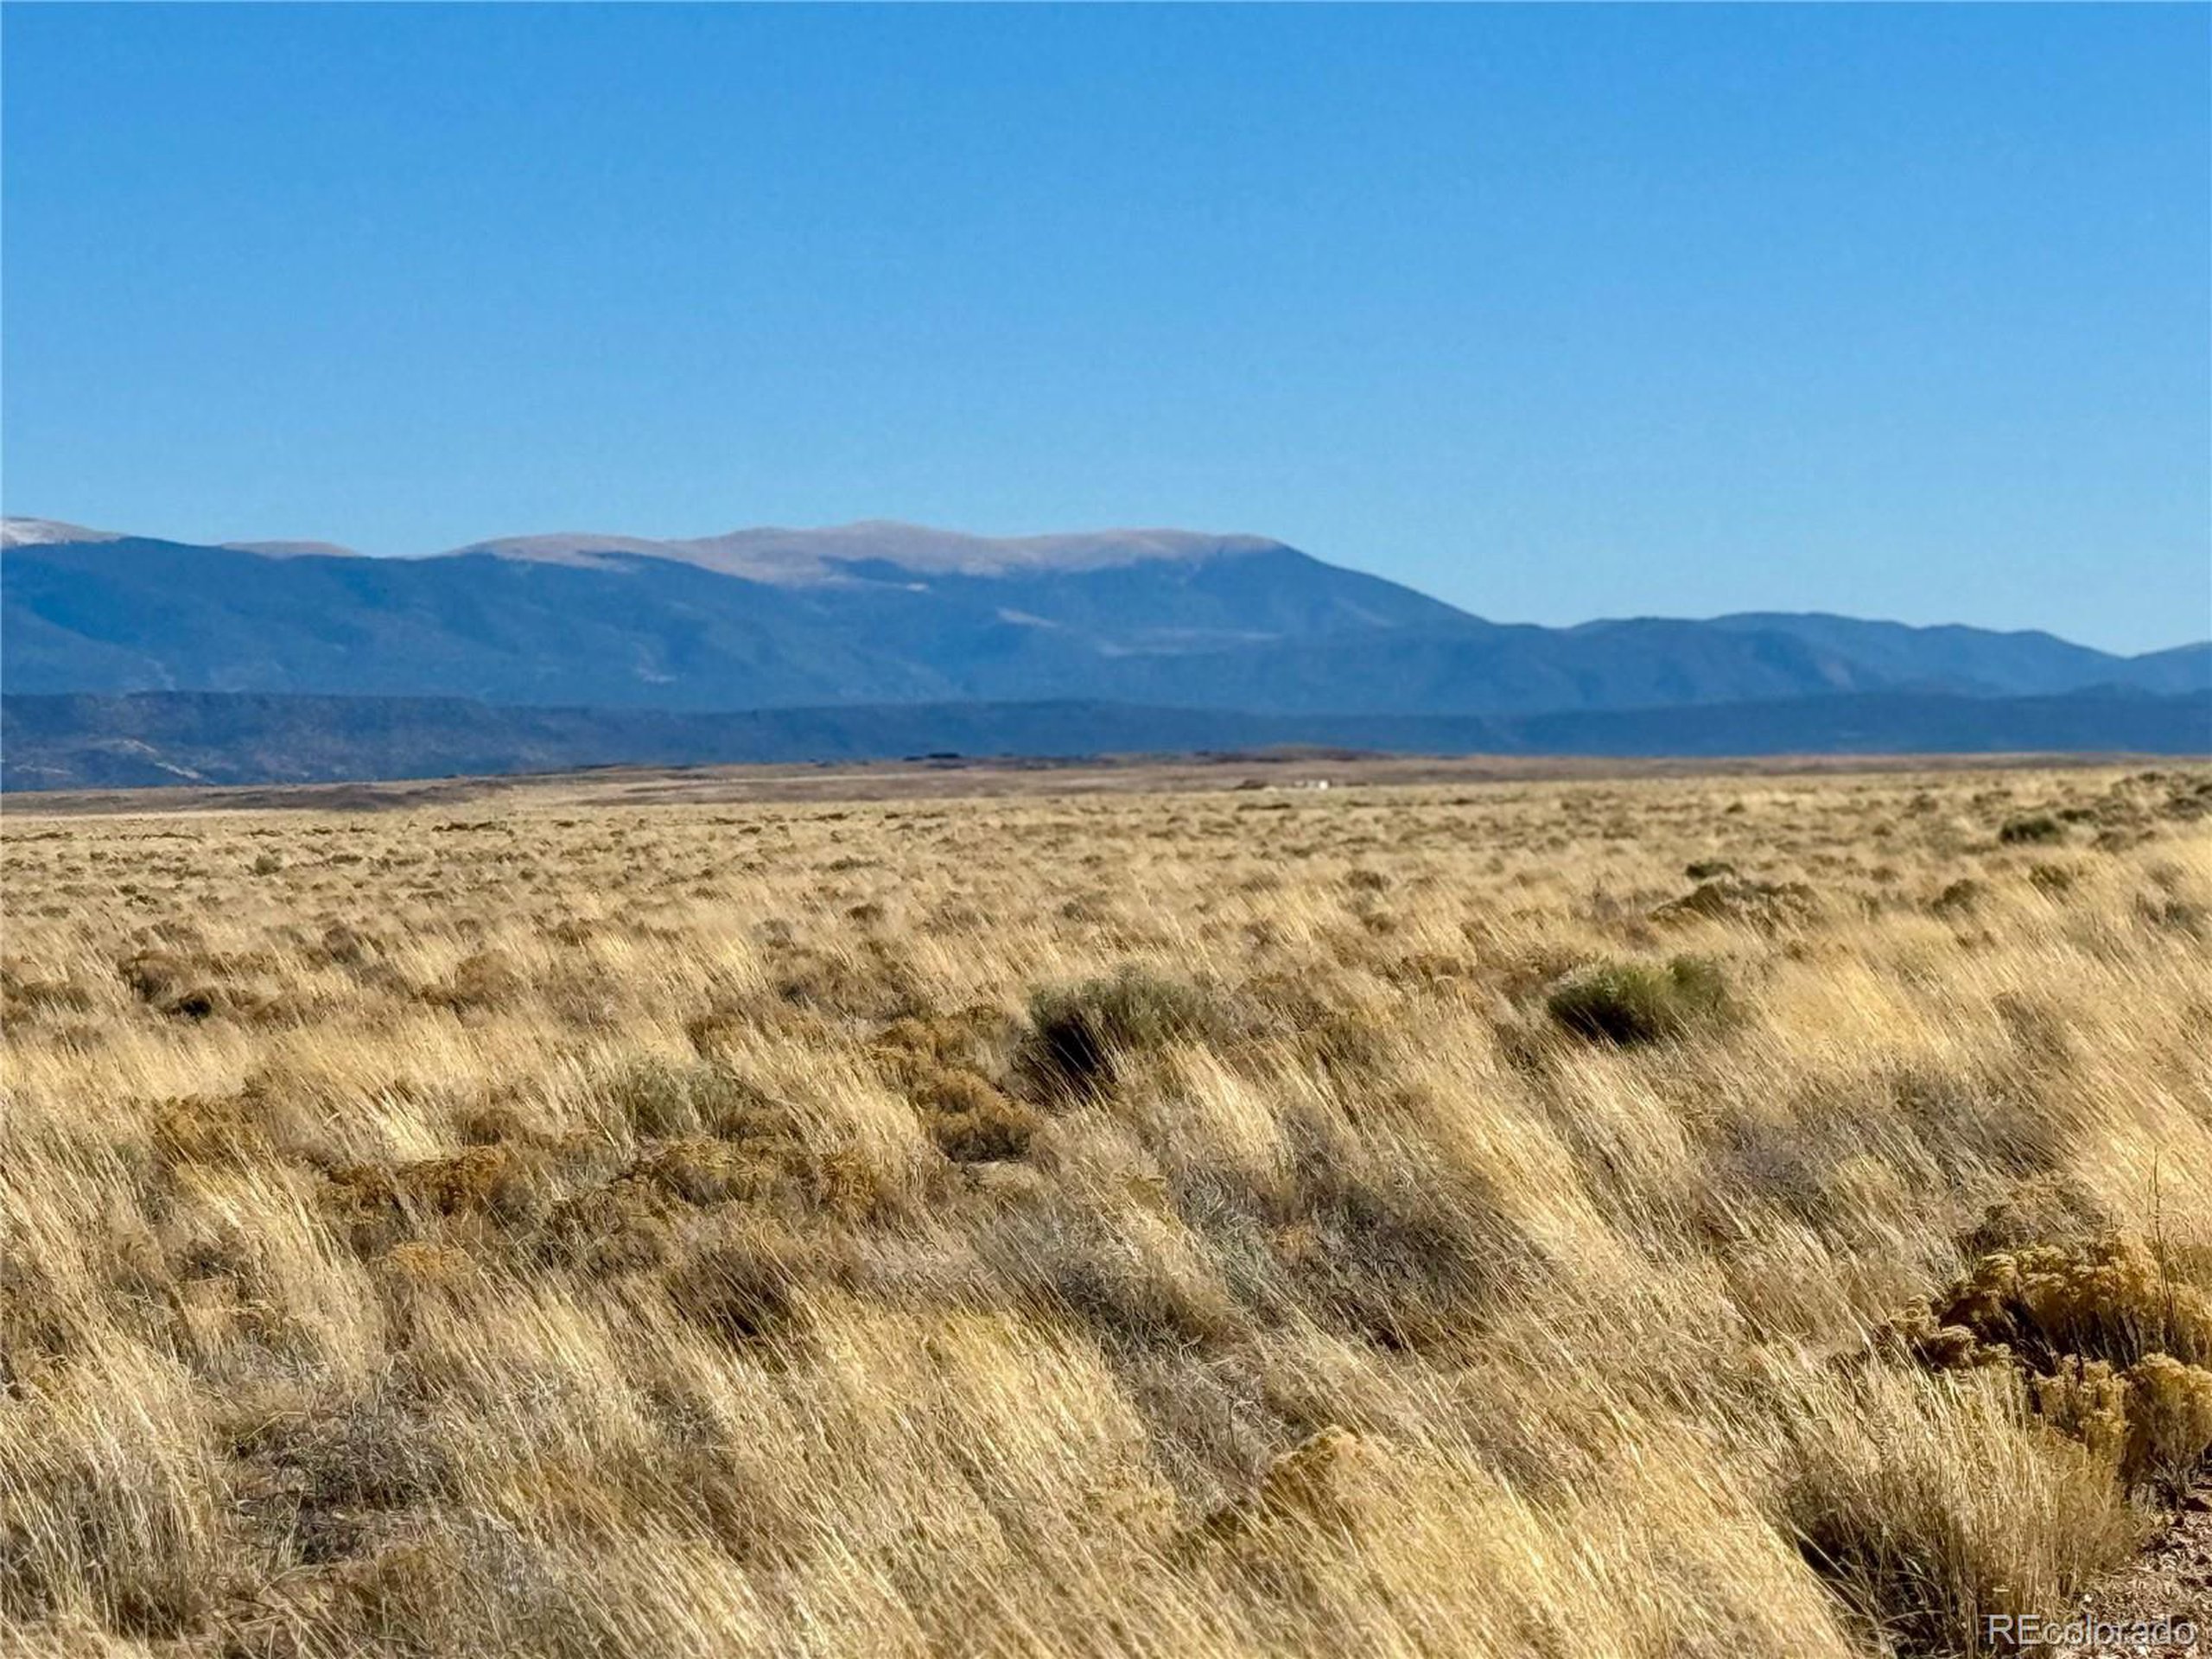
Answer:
[4, 518, 2204, 729]
[1674, 612, 2210, 696]
[5, 689, 2206, 791]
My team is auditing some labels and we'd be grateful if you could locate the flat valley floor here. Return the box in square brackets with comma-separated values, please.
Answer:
[4, 761, 2210, 1656]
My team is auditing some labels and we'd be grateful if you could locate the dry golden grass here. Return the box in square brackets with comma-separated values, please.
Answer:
[3, 762, 2209, 1656]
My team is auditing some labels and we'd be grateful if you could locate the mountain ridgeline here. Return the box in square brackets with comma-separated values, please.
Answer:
[3, 517, 2206, 787]
[8, 689, 2209, 793]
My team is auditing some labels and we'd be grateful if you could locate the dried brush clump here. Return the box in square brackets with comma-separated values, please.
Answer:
[1651, 874, 1819, 929]
[1890, 1236, 2212, 1374]
[1999, 814, 2068, 846]
[2, 761, 2208, 1658]
[1881, 1235, 2212, 1501]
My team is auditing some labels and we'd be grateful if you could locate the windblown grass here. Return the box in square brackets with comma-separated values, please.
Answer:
[3, 763, 2209, 1656]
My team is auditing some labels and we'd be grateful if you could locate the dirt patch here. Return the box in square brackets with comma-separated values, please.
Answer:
[2073, 1475, 2212, 1656]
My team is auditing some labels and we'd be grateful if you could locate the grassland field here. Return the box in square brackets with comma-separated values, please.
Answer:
[3, 760, 2210, 1657]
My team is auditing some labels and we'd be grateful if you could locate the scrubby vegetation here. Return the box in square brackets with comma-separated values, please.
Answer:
[1543, 953, 1734, 1045]
[3, 763, 2209, 1656]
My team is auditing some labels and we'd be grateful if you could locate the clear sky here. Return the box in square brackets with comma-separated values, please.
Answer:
[4, 4, 2207, 652]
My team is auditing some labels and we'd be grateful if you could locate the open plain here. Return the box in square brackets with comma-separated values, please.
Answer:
[4, 760, 2211, 1656]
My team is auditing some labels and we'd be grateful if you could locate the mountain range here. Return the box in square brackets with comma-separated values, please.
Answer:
[8, 688, 2209, 794]
[3, 516, 2206, 787]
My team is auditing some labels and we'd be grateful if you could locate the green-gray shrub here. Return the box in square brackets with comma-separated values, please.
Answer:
[1545, 956, 1734, 1047]
[1017, 966, 1230, 1102]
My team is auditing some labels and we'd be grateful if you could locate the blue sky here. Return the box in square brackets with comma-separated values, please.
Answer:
[3, 5, 2206, 652]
